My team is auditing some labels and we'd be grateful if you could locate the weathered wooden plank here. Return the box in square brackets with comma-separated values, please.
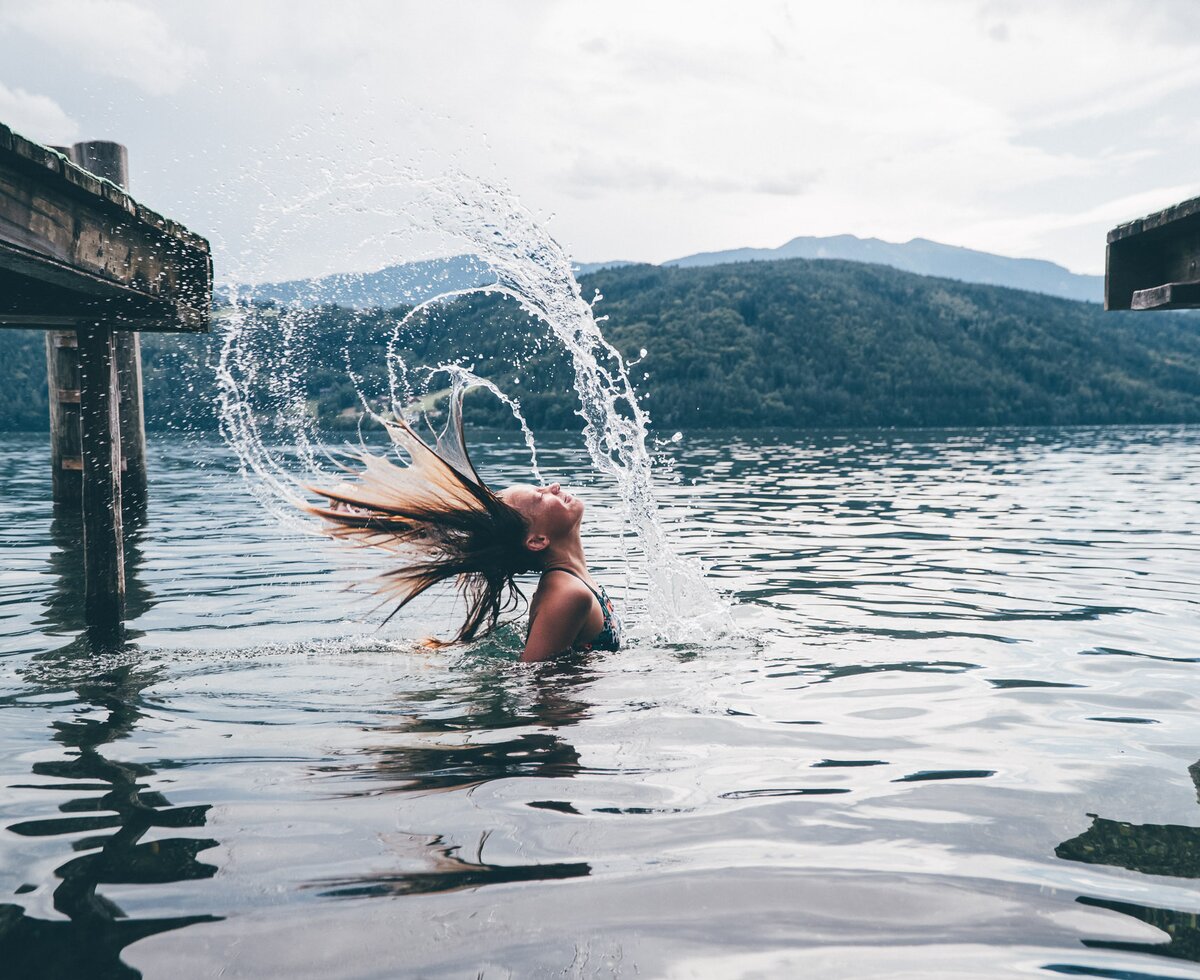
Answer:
[0, 170, 72, 259]
[76, 323, 125, 633]
[1, 314, 84, 327]
[1, 309, 206, 332]
[0, 129, 211, 331]
[0, 184, 160, 298]
[0, 123, 207, 254]
[0, 240, 209, 331]
[1130, 280, 1200, 311]
[1108, 194, 1200, 243]
[61, 456, 127, 472]
[12, 136, 65, 176]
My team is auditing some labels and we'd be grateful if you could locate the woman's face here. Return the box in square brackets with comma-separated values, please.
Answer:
[501, 482, 584, 545]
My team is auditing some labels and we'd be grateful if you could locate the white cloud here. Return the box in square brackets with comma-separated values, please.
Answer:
[0, 82, 78, 143]
[960, 181, 1200, 253]
[2, 0, 1197, 277]
[0, 0, 205, 95]
[559, 153, 819, 199]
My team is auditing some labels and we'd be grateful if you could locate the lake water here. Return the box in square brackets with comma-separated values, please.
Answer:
[2, 426, 1199, 979]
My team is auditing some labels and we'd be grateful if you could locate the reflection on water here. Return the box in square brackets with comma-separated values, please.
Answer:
[1075, 896, 1200, 968]
[310, 660, 598, 898]
[328, 657, 595, 793]
[1055, 759, 1200, 968]
[0, 659, 221, 979]
[2, 426, 1200, 978]
[311, 836, 591, 900]
[1, 491, 220, 979]
[40, 508, 154, 639]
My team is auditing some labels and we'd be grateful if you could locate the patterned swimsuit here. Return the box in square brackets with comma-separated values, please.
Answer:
[542, 567, 622, 652]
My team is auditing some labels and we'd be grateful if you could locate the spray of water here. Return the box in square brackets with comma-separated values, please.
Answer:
[216, 167, 727, 643]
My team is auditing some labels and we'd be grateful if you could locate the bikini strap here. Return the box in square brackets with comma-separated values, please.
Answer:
[543, 566, 604, 604]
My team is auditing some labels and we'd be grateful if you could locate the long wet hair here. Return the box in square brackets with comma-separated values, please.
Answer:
[304, 395, 538, 644]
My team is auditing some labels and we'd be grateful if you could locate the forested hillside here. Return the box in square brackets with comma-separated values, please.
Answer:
[2, 258, 1199, 434]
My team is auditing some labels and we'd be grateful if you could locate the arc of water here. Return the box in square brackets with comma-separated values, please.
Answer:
[216, 168, 729, 642]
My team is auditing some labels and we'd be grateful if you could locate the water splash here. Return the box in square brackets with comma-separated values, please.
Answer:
[216, 168, 727, 643]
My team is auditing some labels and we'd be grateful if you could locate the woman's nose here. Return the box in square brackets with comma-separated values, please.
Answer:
[548, 483, 561, 494]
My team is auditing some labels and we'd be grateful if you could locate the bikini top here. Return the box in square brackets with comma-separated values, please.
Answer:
[542, 567, 622, 652]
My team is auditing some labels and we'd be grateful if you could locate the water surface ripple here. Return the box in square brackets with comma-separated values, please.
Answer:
[2, 426, 1199, 979]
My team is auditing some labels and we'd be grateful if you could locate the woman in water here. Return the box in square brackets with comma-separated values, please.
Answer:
[305, 401, 620, 663]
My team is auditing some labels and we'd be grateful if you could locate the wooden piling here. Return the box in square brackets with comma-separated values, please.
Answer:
[76, 322, 126, 634]
[43, 141, 147, 506]
[114, 330, 146, 509]
[44, 330, 83, 499]
[72, 141, 129, 190]
[45, 147, 82, 501]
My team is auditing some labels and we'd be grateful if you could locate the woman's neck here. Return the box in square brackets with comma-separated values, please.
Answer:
[540, 534, 588, 576]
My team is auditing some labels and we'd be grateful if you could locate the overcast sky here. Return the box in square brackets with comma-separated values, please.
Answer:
[2, 0, 1198, 281]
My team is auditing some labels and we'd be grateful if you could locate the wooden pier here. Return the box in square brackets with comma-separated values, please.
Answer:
[1106, 193, 1200, 311]
[0, 123, 211, 639]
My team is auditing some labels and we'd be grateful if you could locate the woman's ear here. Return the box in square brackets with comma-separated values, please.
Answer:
[525, 532, 549, 553]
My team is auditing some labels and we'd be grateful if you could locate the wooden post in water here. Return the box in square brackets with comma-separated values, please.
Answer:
[76, 141, 148, 510]
[76, 321, 126, 634]
[45, 147, 83, 502]
[44, 326, 82, 499]
[43, 141, 148, 508]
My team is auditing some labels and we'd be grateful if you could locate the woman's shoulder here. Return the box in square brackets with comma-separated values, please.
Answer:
[537, 567, 595, 597]
[529, 569, 596, 625]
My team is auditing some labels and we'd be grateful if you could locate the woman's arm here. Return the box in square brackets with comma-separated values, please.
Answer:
[521, 583, 592, 662]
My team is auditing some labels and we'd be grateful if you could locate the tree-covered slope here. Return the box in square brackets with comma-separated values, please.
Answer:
[585, 260, 1200, 428]
[2, 257, 1199, 434]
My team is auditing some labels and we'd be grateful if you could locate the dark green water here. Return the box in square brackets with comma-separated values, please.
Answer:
[2, 427, 1199, 979]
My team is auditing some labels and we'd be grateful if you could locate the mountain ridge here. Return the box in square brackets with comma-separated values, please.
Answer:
[663, 233, 1102, 303]
[227, 234, 1103, 309]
